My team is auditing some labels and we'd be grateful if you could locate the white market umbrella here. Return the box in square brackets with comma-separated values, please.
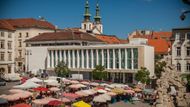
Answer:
[13, 81, 41, 89]
[27, 77, 43, 83]
[97, 89, 107, 93]
[93, 96, 107, 103]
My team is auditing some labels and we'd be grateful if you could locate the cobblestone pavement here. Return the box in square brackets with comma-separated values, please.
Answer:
[109, 101, 151, 107]
[0, 81, 20, 95]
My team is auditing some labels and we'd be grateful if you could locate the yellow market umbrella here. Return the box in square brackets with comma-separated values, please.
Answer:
[111, 88, 125, 94]
[73, 101, 91, 107]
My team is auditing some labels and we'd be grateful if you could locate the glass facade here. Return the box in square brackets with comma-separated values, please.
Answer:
[93, 49, 97, 67]
[98, 49, 102, 65]
[88, 50, 91, 68]
[121, 49, 125, 69]
[109, 49, 113, 68]
[115, 49, 119, 68]
[133, 48, 138, 69]
[127, 48, 132, 69]
[74, 50, 77, 68]
[104, 49, 107, 68]
[84, 50, 87, 68]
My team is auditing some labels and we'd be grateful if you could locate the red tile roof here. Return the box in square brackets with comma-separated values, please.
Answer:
[0, 20, 15, 31]
[26, 31, 103, 42]
[148, 39, 169, 54]
[95, 34, 121, 44]
[2, 18, 55, 30]
[131, 31, 172, 40]
[119, 39, 129, 44]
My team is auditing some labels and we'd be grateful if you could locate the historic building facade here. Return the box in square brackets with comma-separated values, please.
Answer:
[172, 27, 190, 73]
[0, 18, 55, 72]
[0, 20, 15, 75]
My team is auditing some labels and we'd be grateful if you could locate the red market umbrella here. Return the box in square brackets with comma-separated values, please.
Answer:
[11, 103, 31, 107]
[48, 100, 63, 106]
[63, 93, 80, 99]
[33, 87, 48, 91]
[21, 77, 28, 84]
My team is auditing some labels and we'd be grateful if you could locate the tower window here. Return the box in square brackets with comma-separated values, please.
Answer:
[89, 24, 91, 30]
[84, 24, 86, 30]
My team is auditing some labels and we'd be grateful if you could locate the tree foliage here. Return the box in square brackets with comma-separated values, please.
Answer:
[155, 61, 166, 78]
[135, 67, 150, 84]
[92, 65, 107, 81]
[54, 61, 70, 77]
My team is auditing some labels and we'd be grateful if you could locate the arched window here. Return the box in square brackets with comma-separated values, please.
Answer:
[187, 63, 190, 71]
[177, 63, 181, 71]
[89, 24, 91, 30]
[84, 24, 86, 30]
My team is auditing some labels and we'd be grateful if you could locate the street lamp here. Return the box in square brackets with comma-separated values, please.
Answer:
[25, 50, 32, 72]
[180, 10, 190, 21]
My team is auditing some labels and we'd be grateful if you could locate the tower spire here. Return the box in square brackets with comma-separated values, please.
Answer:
[94, 1, 101, 24]
[83, 0, 91, 22]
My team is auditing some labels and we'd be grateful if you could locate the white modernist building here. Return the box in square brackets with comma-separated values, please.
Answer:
[172, 28, 190, 73]
[25, 31, 154, 83]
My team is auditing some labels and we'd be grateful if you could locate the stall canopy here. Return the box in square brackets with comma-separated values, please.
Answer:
[27, 77, 43, 83]
[13, 81, 41, 89]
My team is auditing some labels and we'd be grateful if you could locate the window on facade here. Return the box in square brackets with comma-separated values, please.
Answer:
[187, 47, 190, 56]
[79, 50, 82, 68]
[75, 50, 77, 68]
[18, 62, 22, 67]
[0, 52, 5, 61]
[19, 33, 22, 38]
[93, 49, 97, 68]
[8, 41, 12, 49]
[121, 49, 125, 69]
[8, 52, 12, 61]
[0, 40, 5, 49]
[1, 32, 4, 37]
[88, 50, 91, 68]
[187, 63, 190, 72]
[109, 49, 113, 68]
[115, 49, 119, 68]
[8, 32, 12, 38]
[26, 32, 29, 38]
[127, 48, 132, 69]
[177, 63, 181, 71]
[98, 49, 102, 66]
[19, 40, 22, 47]
[104, 49, 107, 68]
[8, 66, 11, 73]
[84, 50, 86, 68]
[18, 50, 22, 58]
[133, 48, 138, 69]
[176, 47, 181, 56]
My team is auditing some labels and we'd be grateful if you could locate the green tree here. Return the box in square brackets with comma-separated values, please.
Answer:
[54, 61, 70, 77]
[155, 61, 166, 78]
[135, 67, 150, 84]
[92, 65, 107, 81]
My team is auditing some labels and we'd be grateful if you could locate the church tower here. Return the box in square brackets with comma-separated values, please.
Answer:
[81, 0, 93, 31]
[93, 2, 103, 34]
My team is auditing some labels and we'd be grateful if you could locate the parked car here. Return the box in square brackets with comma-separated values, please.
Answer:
[0, 78, 6, 86]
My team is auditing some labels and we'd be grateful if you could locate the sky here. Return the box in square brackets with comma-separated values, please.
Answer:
[0, 0, 190, 39]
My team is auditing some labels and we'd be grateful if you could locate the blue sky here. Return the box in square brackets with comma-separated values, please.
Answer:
[0, 0, 190, 38]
